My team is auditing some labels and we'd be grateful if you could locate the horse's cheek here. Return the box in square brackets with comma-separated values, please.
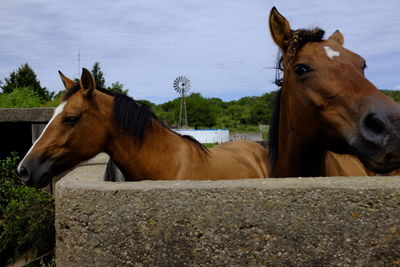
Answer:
[305, 88, 328, 110]
[58, 131, 70, 147]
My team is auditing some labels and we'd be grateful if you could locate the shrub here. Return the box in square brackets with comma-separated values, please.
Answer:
[0, 87, 44, 108]
[0, 152, 55, 265]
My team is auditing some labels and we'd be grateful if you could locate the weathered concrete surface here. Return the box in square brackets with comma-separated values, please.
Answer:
[0, 107, 54, 122]
[55, 160, 400, 266]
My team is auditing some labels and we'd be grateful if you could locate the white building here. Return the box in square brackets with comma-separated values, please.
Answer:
[174, 129, 229, 144]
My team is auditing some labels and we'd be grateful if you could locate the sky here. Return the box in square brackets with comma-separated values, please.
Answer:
[0, 0, 399, 104]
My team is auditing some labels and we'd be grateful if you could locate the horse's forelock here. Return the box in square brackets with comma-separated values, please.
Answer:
[287, 28, 325, 57]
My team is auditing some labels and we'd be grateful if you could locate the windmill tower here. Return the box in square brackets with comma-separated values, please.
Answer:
[173, 76, 191, 128]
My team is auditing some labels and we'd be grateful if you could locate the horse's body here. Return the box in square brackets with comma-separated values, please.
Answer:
[268, 7, 400, 177]
[324, 152, 372, 177]
[106, 118, 268, 180]
[17, 69, 268, 188]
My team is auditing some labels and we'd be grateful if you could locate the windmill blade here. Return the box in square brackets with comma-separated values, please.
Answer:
[173, 75, 191, 95]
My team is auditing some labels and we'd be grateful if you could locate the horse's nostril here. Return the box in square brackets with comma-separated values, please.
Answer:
[364, 113, 385, 135]
[384, 153, 393, 163]
[17, 165, 30, 182]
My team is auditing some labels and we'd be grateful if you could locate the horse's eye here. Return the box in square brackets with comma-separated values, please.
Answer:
[294, 64, 312, 77]
[62, 116, 79, 126]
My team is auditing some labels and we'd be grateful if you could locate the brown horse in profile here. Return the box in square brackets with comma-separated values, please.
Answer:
[17, 69, 268, 188]
[268, 7, 400, 177]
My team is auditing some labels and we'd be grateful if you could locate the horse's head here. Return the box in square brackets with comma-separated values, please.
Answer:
[269, 7, 400, 174]
[17, 69, 113, 187]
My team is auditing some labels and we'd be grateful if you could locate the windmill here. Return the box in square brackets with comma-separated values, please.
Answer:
[173, 76, 191, 128]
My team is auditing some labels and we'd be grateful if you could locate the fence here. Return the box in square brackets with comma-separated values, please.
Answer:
[55, 154, 400, 266]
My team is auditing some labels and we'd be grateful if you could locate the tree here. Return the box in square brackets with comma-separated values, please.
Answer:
[91, 62, 128, 95]
[227, 103, 251, 127]
[91, 62, 106, 88]
[186, 93, 218, 129]
[107, 81, 128, 95]
[1, 63, 53, 102]
[158, 98, 181, 127]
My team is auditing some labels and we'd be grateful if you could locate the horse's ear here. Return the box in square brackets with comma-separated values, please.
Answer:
[80, 68, 96, 97]
[269, 7, 291, 51]
[328, 30, 344, 45]
[58, 71, 75, 90]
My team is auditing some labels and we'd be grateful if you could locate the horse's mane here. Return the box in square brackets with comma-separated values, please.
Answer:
[63, 84, 208, 154]
[268, 28, 325, 175]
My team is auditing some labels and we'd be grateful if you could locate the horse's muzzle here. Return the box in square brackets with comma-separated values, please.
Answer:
[17, 164, 31, 183]
[17, 157, 54, 188]
[352, 108, 400, 173]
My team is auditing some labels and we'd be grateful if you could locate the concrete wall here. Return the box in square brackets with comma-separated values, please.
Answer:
[55, 154, 400, 266]
[174, 129, 230, 143]
[0, 107, 54, 123]
[0, 107, 54, 159]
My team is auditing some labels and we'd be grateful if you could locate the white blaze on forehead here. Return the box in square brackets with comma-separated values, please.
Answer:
[17, 101, 67, 170]
[324, 46, 340, 60]
[54, 101, 67, 116]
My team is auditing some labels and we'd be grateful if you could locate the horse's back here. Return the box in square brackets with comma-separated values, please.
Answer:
[209, 140, 269, 178]
[324, 152, 372, 176]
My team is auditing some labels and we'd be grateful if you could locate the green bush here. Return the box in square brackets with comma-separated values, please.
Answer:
[0, 87, 44, 108]
[0, 152, 55, 265]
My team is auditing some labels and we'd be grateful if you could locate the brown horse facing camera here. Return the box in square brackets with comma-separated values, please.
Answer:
[268, 7, 400, 177]
[17, 69, 268, 188]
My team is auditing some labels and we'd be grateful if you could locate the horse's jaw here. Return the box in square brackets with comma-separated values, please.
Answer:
[350, 142, 400, 174]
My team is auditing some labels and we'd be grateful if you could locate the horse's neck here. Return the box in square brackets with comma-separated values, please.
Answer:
[275, 133, 325, 177]
[274, 98, 325, 177]
[105, 120, 203, 180]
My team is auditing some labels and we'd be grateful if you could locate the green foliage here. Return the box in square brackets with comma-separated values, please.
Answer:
[0, 87, 44, 108]
[1, 63, 53, 102]
[153, 91, 278, 130]
[0, 153, 55, 265]
[91, 62, 128, 95]
[204, 143, 216, 148]
[91, 62, 106, 89]
[107, 81, 128, 95]
[381, 90, 400, 102]
[40, 90, 65, 107]
[158, 97, 181, 127]
[186, 93, 218, 129]
[0, 152, 20, 184]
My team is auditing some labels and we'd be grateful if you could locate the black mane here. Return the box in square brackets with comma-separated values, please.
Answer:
[63, 84, 208, 153]
[268, 28, 325, 176]
[267, 88, 281, 175]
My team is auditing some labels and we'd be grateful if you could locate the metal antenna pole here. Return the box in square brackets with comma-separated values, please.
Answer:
[179, 92, 183, 128]
[78, 47, 81, 77]
[77, 16, 83, 77]
[183, 94, 188, 128]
